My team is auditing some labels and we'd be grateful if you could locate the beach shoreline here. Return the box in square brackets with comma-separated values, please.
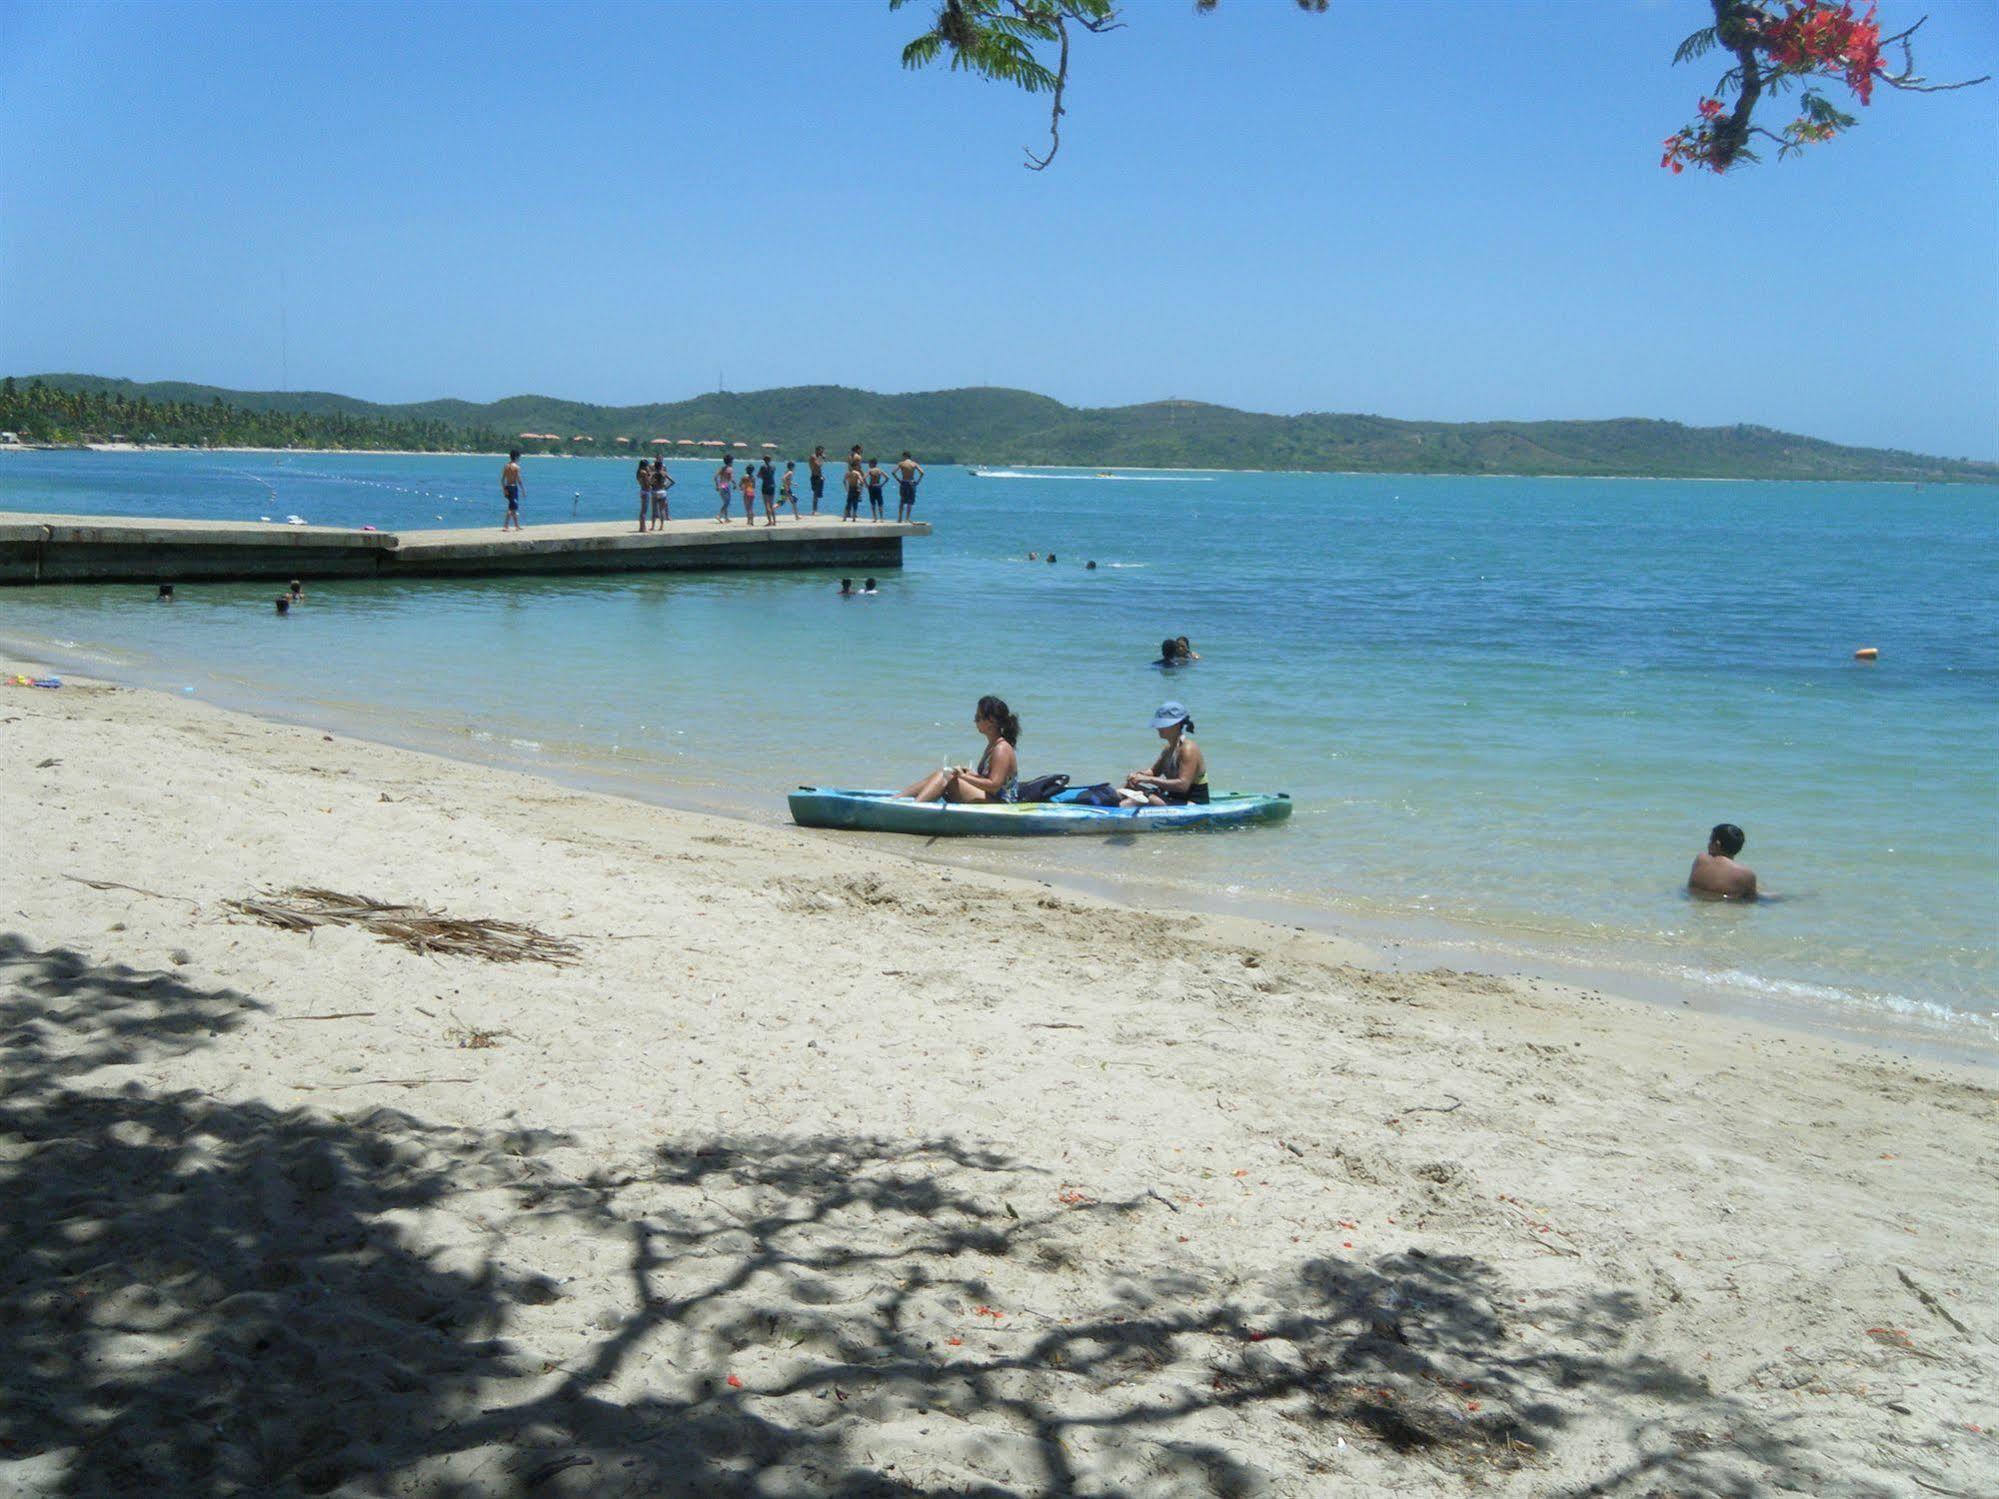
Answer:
[4, 651, 1994, 1496]
[6, 629, 1989, 1071]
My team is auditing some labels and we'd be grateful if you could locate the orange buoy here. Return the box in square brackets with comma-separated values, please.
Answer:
[1853, 646, 1879, 660]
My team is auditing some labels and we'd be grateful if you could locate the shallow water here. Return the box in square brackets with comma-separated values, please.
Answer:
[4, 449, 1995, 1047]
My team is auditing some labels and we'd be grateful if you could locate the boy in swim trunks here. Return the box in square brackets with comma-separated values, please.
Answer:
[895, 451, 924, 521]
[780, 461, 800, 518]
[501, 450, 524, 531]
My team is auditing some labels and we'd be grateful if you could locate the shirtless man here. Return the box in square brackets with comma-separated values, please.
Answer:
[1688, 823, 1758, 900]
[636, 457, 655, 532]
[501, 450, 524, 531]
[894, 451, 924, 522]
[807, 446, 826, 515]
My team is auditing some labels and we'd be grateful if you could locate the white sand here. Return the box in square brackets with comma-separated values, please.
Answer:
[3, 662, 1993, 1497]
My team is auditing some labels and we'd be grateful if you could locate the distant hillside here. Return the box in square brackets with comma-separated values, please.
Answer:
[13, 373, 1996, 483]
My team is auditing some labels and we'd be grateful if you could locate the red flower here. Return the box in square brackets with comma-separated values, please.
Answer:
[1698, 97, 1724, 119]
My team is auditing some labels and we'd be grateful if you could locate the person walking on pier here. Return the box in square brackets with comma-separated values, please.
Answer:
[501, 450, 524, 531]
[780, 460, 800, 518]
[895, 451, 924, 522]
[714, 456, 736, 523]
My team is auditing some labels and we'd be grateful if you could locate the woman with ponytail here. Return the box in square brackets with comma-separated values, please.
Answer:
[901, 695, 1021, 804]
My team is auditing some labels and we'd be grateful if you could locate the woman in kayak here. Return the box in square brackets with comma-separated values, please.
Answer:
[1120, 701, 1209, 806]
[902, 695, 1021, 804]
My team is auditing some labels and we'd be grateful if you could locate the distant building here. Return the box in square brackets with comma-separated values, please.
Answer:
[0, 431, 20, 445]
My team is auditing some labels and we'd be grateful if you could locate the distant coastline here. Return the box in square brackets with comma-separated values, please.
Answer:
[7, 373, 1997, 483]
[2, 442, 1986, 489]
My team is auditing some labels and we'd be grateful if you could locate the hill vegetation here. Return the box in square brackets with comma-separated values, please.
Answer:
[7, 373, 1993, 483]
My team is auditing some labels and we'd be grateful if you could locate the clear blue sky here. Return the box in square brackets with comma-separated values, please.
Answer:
[3, 0, 1994, 457]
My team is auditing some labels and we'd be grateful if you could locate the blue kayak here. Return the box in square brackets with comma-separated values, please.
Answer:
[788, 787, 1292, 837]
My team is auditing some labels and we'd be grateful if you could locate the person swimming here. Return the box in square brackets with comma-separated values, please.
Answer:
[1175, 635, 1200, 661]
[838, 578, 854, 596]
[862, 577, 878, 594]
[1119, 701, 1208, 806]
[1689, 822, 1758, 900]
[1153, 636, 1184, 668]
[900, 695, 1021, 804]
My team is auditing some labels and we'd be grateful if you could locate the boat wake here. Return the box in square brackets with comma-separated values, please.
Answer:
[972, 470, 1212, 482]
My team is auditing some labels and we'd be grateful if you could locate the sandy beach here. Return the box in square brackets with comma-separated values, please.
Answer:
[3, 659, 1993, 1497]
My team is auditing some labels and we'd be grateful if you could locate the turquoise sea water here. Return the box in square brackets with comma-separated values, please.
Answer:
[3, 450, 1995, 1050]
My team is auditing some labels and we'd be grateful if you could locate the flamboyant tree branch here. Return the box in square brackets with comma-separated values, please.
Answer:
[895, 2, 1985, 176]
[1665, 3, 1989, 174]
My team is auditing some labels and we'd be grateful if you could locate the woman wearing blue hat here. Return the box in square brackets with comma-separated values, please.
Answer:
[1120, 701, 1208, 807]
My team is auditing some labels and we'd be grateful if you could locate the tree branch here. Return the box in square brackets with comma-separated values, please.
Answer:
[1025, 11, 1071, 169]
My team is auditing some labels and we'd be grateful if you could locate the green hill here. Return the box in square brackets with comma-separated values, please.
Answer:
[8, 373, 1994, 483]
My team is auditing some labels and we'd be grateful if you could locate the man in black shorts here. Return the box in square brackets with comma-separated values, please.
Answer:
[808, 446, 826, 514]
[894, 450, 924, 522]
[758, 455, 778, 526]
[501, 449, 524, 531]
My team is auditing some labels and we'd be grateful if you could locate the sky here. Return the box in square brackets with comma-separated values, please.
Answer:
[2, 0, 1995, 458]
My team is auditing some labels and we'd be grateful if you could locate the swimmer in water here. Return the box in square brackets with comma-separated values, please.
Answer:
[1175, 635, 1200, 661]
[1688, 823, 1758, 900]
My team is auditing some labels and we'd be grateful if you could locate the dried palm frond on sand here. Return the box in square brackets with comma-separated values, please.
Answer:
[224, 887, 581, 965]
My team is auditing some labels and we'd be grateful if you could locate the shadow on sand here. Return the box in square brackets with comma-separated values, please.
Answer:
[0, 933, 1868, 1496]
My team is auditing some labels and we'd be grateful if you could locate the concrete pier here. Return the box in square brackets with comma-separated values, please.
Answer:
[0, 513, 927, 585]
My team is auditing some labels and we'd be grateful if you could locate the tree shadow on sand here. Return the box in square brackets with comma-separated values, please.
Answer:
[0, 932, 1884, 1497]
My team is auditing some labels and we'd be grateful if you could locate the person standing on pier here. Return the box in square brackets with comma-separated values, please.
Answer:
[636, 456, 655, 532]
[808, 446, 826, 514]
[714, 455, 736, 523]
[759, 455, 778, 526]
[651, 458, 674, 526]
[501, 449, 524, 531]
[865, 456, 888, 522]
[739, 463, 758, 524]
[842, 456, 864, 521]
[895, 451, 924, 522]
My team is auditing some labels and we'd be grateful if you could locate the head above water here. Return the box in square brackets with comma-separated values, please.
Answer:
[1708, 823, 1746, 857]
[1159, 637, 1181, 663]
[839, 578, 852, 593]
[509, 449, 521, 461]
[976, 694, 1021, 746]
[864, 578, 877, 590]
[1047, 553, 1057, 564]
